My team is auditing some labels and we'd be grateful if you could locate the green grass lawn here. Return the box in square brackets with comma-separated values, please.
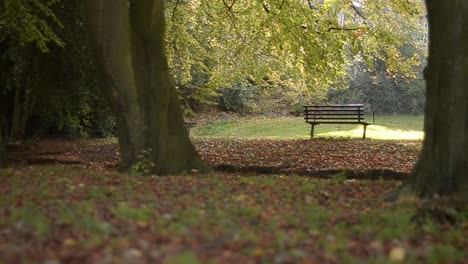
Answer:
[193, 115, 424, 140]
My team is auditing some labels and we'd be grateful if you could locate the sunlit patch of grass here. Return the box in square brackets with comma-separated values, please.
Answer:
[324, 125, 424, 140]
[366, 125, 423, 140]
[193, 115, 424, 140]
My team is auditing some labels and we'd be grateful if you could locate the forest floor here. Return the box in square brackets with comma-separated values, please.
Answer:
[8, 138, 421, 177]
[1, 138, 468, 263]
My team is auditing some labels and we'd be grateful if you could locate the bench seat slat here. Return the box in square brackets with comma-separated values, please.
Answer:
[304, 104, 364, 108]
[304, 113, 365, 116]
[305, 110, 365, 113]
[305, 117, 366, 120]
[306, 121, 369, 124]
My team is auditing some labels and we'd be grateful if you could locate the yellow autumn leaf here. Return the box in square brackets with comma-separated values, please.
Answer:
[389, 246, 406, 262]
[235, 194, 249, 202]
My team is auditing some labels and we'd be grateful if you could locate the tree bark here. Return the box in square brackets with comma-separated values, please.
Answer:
[0, 121, 6, 169]
[0, 91, 7, 168]
[406, 1, 468, 197]
[9, 85, 34, 142]
[83, 0, 209, 174]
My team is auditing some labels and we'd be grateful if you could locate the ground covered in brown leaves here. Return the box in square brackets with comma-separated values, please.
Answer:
[2, 138, 467, 263]
[196, 138, 420, 178]
[9, 138, 421, 178]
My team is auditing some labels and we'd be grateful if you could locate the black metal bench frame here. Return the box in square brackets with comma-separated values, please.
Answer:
[304, 104, 374, 139]
[185, 122, 197, 129]
[185, 122, 196, 135]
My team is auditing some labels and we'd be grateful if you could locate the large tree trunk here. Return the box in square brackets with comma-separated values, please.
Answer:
[0, 123, 6, 169]
[83, 0, 208, 174]
[9, 85, 34, 142]
[0, 92, 7, 168]
[0, 127, 5, 169]
[0, 94, 6, 169]
[406, 1, 468, 197]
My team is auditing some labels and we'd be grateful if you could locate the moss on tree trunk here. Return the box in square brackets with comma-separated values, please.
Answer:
[83, 0, 209, 175]
[406, 0, 468, 197]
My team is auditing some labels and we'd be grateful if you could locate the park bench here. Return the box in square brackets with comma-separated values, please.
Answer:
[185, 122, 197, 135]
[303, 104, 374, 139]
[185, 122, 197, 129]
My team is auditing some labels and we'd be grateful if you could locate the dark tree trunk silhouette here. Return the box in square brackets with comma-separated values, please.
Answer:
[406, 0, 468, 197]
[0, 128, 5, 168]
[0, 90, 6, 168]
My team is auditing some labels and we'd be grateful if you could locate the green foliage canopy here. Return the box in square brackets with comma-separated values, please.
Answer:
[166, 0, 426, 107]
[1, 0, 114, 139]
[0, 0, 63, 51]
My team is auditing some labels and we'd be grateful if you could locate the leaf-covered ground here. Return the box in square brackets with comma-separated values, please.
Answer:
[1, 166, 468, 264]
[2, 138, 467, 263]
[196, 138, 421, 178]
[9, 138, 421, 178]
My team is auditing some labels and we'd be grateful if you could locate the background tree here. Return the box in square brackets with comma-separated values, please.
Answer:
[166, 0, 426, 114]
[328, 44, 426, 115]
[1, 0, 114, 153]
[0, 0, 64, 168]
[0, 130, 5, 168]
[26, 1, 115, 138]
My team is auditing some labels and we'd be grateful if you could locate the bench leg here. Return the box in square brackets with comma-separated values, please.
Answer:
[362, 124, 367, 140]
[310, 124, 315, 139]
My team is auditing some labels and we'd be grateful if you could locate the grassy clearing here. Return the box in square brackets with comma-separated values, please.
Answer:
[193, 115, 424, 140]
[1, 166, 467, 263]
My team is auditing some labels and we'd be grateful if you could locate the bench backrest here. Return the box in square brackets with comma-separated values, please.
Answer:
[304, 104, 367, 123]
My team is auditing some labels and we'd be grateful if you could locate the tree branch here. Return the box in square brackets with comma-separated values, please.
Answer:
[221, 0, 247, 44]
[262, 3, 270, 14]
[327, 26, 363, 32]
[222, 0, 237, 12]
[171, 0, 181, 24]
[349, 0, 367, 23]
